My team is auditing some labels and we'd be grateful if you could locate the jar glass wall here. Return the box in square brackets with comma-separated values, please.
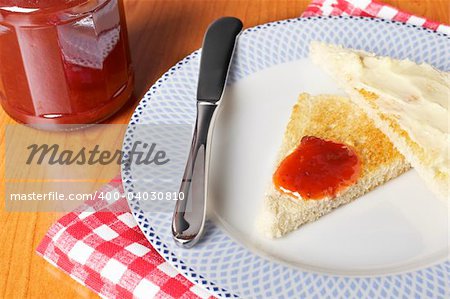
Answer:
[0, 0, 133, 128]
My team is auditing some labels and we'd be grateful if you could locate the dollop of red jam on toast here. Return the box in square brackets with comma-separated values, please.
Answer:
[273, 136, 361, 200]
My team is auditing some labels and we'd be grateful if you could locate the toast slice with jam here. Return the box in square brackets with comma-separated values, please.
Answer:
[257, 93, 410, 238]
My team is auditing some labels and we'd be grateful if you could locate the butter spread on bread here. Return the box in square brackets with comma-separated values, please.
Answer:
[310, 42, 449, 201]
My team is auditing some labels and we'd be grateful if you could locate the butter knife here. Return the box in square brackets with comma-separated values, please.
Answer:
[172, 17, 243, 248]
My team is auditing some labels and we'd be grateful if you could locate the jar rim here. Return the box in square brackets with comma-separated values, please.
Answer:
[0, 0, 112, 25]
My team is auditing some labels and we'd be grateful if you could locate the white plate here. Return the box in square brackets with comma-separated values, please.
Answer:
[122, 16, 449, 298]
[212, 59, 448, 275]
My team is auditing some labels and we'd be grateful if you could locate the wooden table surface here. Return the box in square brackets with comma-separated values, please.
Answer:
[0, 0, 448, 298]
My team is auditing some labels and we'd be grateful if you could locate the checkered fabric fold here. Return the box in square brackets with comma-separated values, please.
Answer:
[301, 0, 449, 34]
[37, 176, 212, 299]
[37, 1, 448, 298]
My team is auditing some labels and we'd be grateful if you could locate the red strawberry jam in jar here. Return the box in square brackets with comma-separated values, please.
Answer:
[0, 0, 133, 128]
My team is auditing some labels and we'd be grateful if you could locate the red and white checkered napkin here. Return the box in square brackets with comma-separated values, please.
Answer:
[37, 176, 212, 299]
[301, 0, 449, 34]
[37, 1, 449, 298]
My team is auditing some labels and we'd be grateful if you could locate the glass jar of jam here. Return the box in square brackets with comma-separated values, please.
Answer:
[0, 0, 133, 128]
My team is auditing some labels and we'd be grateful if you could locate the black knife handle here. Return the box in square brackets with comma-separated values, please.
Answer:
[197, 17, 243, 102]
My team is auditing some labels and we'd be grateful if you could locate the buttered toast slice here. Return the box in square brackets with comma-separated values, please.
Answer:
[310, 42, 449, 201]
[257, 94, 410, 238]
